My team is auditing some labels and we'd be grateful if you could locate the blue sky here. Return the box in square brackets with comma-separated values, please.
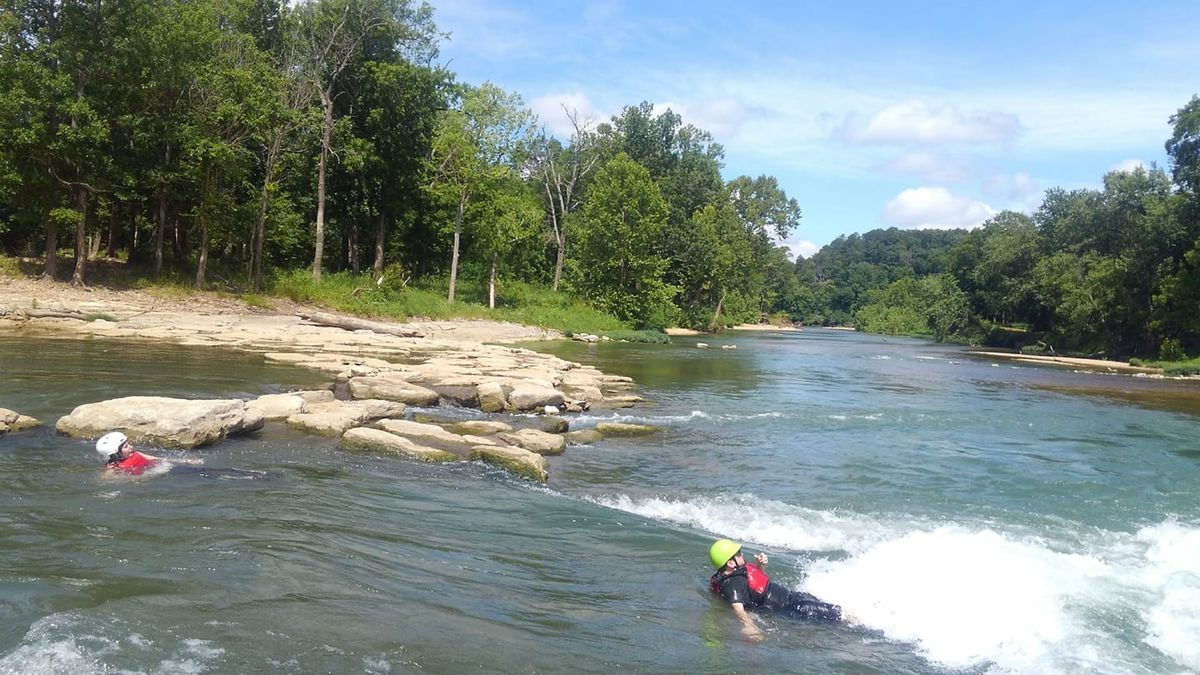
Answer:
[429, 1, 1200, 258]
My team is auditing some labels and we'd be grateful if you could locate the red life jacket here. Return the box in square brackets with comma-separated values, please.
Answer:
[111, 451, 155, 474]
[710, 562, 771, 599]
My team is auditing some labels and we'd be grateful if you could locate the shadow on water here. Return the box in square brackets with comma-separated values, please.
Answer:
[1031, 380, 1200, 417]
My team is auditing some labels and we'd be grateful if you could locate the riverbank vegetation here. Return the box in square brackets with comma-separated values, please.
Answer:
[2, 1, 1199, 360]
[0, 0, 800, 338]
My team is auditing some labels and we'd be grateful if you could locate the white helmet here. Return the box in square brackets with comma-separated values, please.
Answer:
[95, 431, 128, 456]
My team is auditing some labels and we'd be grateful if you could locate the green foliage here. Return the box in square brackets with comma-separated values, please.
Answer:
[1159, 337, 1187, 361]
[571, 153, 678, 330]
[854, 274, 970, 341]
[599, 330, 670, 344]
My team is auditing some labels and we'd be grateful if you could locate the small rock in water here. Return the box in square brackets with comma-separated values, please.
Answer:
[543, 405, 560, 415]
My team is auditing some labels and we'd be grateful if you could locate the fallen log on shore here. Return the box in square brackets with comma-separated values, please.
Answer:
[298, 311, 424, 338]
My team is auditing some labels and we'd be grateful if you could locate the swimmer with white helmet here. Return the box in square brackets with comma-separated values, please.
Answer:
[96, 431, 161, 474]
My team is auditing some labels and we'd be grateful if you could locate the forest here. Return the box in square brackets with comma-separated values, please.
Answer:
[2, 0, 1199, 360]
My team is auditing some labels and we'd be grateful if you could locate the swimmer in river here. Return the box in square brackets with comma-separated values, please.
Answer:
[95, 431, 263, 479]
[708, 539, 842, 640]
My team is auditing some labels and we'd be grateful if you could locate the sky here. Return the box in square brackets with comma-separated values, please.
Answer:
[427, 0, 1200, 258]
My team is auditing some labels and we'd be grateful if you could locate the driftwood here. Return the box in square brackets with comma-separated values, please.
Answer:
[0, 306, 93, 321]
[298, 311, 424, 338]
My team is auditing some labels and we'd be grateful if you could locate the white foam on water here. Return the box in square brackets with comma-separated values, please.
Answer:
[590, 492, 1200, 673]
[0, 613, 225, 675]
[1136, 520, 1200, 671]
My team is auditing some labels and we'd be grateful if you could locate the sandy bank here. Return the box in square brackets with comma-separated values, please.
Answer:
[967, 350, 1162, 375]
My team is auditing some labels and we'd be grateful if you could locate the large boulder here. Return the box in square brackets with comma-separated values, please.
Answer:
[0, 407, 40, 434]
[497, 428, 566, 456]
[469, 445, 547, 482]
[341, 427, 457, 462]
[56, 396, 265, 448]
[347, 376, 440, 406]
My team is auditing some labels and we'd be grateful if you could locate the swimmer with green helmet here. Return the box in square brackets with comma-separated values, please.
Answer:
[708, 538, 842, 640]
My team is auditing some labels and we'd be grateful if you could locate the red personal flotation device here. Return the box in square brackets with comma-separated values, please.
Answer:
[111, 451, 155, 474]
[710, 562, 771, 598]
[745, 562, 770, 595]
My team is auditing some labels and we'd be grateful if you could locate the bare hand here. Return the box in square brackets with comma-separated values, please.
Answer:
[754, 552, 768, 566]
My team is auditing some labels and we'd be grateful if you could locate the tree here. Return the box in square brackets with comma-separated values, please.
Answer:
[571, 153, 676, 329]
[1167, 95, 1200, 198]
[535, 106, 599, 291]
[296, 0, 437, 282]
[425, 81, 536, 302]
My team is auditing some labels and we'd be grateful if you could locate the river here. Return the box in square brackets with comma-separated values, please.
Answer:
[1, 329, 1198, 674]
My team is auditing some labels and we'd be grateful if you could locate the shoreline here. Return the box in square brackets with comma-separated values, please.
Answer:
[966, 350, 1163, 375]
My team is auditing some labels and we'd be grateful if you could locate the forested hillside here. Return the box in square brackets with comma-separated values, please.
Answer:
[2, 0, 1199, 358]
[795, 138, 1200, 360]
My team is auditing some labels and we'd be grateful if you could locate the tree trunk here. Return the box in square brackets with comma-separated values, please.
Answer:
[106, 201, 117, 258]
[553, 230, 566, 291]
[709, 288, 726, 331]
[70, 184, 87, 286]
[312, 90, 333, 283]
[194, 221, 208, 289]
[194, 168, 211, 289]
[348, 222, 359, 274]
[373, 209, 385, 275]
[154, 193, 166, 276]
[252, 135, 282, 293]
[488, 252, 497, 309]
[44, 219, 58, 279]
[448, 191, 465, 303]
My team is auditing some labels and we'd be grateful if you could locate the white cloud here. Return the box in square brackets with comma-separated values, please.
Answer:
[529, 91, 607, 139]
[656, 98, 749, 139]
[783, 239, 820, 260]
[880, 152, 971, 182]
[837, 100, 1022, 146]
[1109, 158, 1148, 173]
[883, 187, 995, 229]
[982, 172, 1039, 201]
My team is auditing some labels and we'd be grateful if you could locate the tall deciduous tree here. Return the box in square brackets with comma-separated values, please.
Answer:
[572, 153, 676, 329]
[425, 81, 535, 302]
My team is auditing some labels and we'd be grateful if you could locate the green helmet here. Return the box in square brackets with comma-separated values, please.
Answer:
[709, 539, 741, 570]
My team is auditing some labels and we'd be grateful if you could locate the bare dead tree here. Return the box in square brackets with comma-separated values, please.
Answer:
[537, 106, 599, 291]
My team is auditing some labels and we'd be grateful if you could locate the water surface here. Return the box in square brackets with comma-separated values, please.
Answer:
[2, 330, 1198, 673]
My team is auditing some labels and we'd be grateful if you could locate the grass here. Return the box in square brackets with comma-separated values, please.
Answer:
[1129, 356, 1200, 376]
[269, 269, 639, 337]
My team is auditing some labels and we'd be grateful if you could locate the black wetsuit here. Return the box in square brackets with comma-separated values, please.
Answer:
[711, 566, 842, 622]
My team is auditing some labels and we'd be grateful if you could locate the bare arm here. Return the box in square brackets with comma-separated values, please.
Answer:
[730, 602, 764, 641]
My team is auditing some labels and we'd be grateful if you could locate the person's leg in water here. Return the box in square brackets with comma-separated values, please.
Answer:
[781, 591, 842, 622]
[169, 465, 266, 480]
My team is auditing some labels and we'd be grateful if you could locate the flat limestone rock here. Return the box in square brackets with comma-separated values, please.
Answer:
[594, 422, 658, 436]
[341, 427, 458, 462]
[447, 420, 513, 435]
[469, 445, 547, 483]
[564, 429, 603, 445]
[56, 396, 264, 448]
[497, 428, 566, 456]
[246, 390, 335, 420]
[347, 376, 440, 406]
[376, 419, 477, 452]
